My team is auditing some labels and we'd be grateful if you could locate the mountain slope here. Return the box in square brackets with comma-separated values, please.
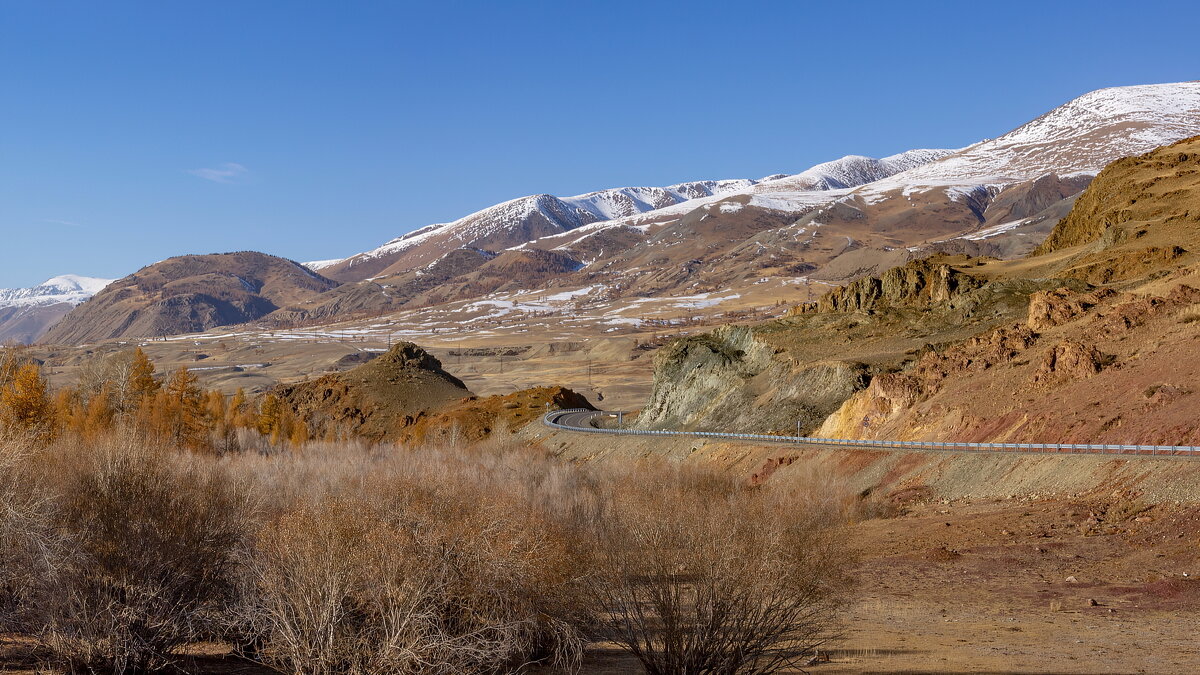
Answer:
[0, 275, 114, 344]
[41, 252, 340, 345]
[640, 135, 1200, 445]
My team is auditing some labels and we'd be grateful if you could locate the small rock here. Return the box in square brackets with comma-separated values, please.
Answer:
[1086, 598, 1099, 607]
[1066, 576, 1078, 583]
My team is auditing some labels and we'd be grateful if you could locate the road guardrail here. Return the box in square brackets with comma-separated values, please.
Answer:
[542, 409, 1200, 457]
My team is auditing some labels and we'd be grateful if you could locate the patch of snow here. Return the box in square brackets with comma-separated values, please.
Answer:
[302, 258, 343, 271]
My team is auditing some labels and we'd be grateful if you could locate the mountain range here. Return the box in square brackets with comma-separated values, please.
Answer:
[21, 81, 1200, 346]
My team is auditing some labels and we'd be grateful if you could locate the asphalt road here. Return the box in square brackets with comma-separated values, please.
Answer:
[543, 409, 1200, 458]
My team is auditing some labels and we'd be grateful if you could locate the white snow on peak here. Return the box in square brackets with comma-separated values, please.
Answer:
[336, 178, 762, 268]
[777, 149, 960, 191]
[309, 82, 1200, 271]
[302, 258, 344, 271]
[883, 82, 1200, 186]
[0, 275, 114, 309]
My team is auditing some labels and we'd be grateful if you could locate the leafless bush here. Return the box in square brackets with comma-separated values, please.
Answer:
[19, 434, 257, 674]
[580, 463, 854, 675]
[0, 427, 856, 674]
[0, 431, 60, 632]
[235, 454, 588, 675]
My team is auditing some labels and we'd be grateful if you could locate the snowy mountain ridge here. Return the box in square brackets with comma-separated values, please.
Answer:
[0, 275, 114, 309]
[880, 82, 1200, 187]
[317, 150, 956, 279]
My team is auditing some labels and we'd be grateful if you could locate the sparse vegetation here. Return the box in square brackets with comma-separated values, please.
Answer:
[0, 346, 857, 674]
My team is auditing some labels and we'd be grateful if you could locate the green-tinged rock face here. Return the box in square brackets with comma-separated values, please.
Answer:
[635, 324, 869, 435]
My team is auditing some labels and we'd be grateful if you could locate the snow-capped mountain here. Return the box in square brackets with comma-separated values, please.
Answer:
[316, 178, 764, 281]
[318, 152, 957, 282]
[0, 275, 113, 309]
[881, 82, 1200, 187]
[671, 82, 1200, 216]
[0, 275, 114, 344]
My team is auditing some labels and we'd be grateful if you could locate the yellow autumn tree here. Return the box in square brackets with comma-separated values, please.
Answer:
[1, 363, 54, 433]
[159, 367, 207, 449]
[81, 385, 116, 439]
[256, 393, 282, 437]
[128, 347, 160, 400]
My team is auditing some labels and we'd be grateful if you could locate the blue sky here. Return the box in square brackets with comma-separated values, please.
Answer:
[1, 1, 1198, 287]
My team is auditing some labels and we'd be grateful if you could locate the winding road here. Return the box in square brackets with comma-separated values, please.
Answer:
[544, 409, 1200, 458]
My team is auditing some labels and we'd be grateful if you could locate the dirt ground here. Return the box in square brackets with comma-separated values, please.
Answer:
[566, 497, 1200, 674]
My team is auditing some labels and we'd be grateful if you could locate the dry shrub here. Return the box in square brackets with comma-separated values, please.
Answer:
[20, 434, 256, 674]
[1178, 303, 1200, 323]
[0, 431, 58, 632]
[0, 425, 856, 675]
[237, 452, 588, 675]
[582, 462, 853, 675]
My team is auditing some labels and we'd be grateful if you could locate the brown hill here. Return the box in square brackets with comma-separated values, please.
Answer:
[41, 252, 340, 345]
[1032, 135, 1200, 283]
[273, 343, 593, 443]
[401, 385, 593, 445]
[273, 341, 471, 441]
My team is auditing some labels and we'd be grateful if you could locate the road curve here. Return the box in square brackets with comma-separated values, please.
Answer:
[543, 409, 1200, 458]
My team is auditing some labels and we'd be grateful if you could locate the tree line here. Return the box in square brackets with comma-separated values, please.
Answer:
[0, 346, 306, 451]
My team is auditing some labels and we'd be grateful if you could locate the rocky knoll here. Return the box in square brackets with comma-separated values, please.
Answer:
[273, 341, 471, 441]
[635, 325, 868, 435]
[42, 252, 339, 345]
[275, 342, 594, 443]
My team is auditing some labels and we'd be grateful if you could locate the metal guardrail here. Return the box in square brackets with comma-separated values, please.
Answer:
[543, 409, 1200, 458]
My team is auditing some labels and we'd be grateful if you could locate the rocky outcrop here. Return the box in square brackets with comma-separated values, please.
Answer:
[914, 325, 1038, 393]
[1026, 287, 1116, 331]
[815, 373, 922, 439]
[816, 256, 983, 313]
[1032, 340, 1107, 385]
[636, 324, 868, 434]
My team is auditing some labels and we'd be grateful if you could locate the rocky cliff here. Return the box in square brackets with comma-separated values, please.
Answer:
[635, 325, 868, 434]
[814, 255, 984, 313]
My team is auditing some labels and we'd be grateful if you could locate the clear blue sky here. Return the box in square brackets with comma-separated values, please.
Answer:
[1, 1, 1198, 287]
